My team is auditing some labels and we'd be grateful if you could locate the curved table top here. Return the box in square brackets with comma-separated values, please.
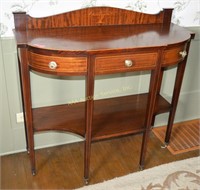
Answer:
[14, 23, 192, 54]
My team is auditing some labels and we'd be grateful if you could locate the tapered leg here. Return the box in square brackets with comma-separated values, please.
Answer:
[28, 125, 35, 175]
[139, 49, 163, 168]
[165, 61, 186, 144]
[139, 129, 150, 169]
[151, 68, 164, 127]
[165, 38, 193, 144]
[139, 71, 159, 168]
[17, 50, 29, 153]
[84, 98, 94, 184]
[84, 56, 95, 184]
[18, 48, 36, 174]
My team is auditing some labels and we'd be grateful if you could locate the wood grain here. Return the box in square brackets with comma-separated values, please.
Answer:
[1, 132, 199, 189]
[95, 51, 158, 74]
[153, 119, 200, 154]
[12, 6, 194, 182]
[27, 7, 167, 29]
[162, 43, 187, 67]
[23, 24, 191, 53]
[32, 94, 171, 141]
[28, 51, 87, 75]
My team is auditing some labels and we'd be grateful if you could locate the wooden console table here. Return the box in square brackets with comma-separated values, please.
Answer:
[13, 7, 194, 184]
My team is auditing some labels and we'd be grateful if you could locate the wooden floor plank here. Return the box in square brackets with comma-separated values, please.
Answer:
[1, 131, 199, 189]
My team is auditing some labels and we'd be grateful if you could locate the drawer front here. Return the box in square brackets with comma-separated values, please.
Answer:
[28, 52, 87, 75]
[95, 52, 158, 74]
[162, 44, 187, 67]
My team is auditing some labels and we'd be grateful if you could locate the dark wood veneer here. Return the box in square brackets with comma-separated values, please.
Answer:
[13, 7, 194, 183]
[33, 94, 171, 140]
[27, 7, 166, 29]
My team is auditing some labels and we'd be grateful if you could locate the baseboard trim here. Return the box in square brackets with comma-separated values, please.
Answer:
[0, 138, 83, 156]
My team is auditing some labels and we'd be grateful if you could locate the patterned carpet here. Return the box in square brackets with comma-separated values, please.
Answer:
[153, 119, 200, 154]
[76, 157, 200, 190]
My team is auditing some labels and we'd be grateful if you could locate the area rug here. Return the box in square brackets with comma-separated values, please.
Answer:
[152, 119, 200, 155]
[76, 156, 200, 190]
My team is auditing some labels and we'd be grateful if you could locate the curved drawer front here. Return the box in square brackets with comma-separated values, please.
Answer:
[28, 52, 87, 75]
[95, 52, 158, 74]
[162, 44, 187, 67]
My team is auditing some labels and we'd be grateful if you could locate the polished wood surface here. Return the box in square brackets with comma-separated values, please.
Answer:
[14, 24, 190, 52]
[13, 7, 194, 183]
[17, 48, 36, 175]
[13, 8, 190, 52]
[26, 7, 167, 29]
[1, 133, 199, 189]
[162, 43, 187, 67]
[32, 94, 171, 140]
[95, 51, 158, 74]
[28, 51, 87, 75]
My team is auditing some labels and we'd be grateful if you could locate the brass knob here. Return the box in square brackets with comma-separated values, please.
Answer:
[49, 61, 57, 69]
[124, 60, 133, 67]
[179, 50, 187, 59]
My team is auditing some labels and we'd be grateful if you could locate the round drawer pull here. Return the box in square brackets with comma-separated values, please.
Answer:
[124, 60, 133, 67]
[179, 50, 187, 59]
[49, 61, 57, 69]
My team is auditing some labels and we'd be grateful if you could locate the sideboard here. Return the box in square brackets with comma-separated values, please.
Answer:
[13, 7, 194, 184]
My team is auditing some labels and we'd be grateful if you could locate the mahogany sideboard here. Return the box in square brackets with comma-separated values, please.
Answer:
[13, 7, 194, 184]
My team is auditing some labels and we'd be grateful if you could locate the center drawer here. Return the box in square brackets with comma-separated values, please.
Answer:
[28, 52, 87, 75]
[95, 52, 158, 74]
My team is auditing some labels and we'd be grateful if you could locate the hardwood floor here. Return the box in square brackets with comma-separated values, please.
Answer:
[1, 132, 199, 189]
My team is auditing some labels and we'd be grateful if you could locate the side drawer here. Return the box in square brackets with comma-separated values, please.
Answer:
[162, 44, 187, 67]
[28, 52, 87, 75]
[95, 52, 158, 74]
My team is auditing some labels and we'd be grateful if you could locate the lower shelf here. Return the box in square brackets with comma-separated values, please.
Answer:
[32, 93, 171, 141]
